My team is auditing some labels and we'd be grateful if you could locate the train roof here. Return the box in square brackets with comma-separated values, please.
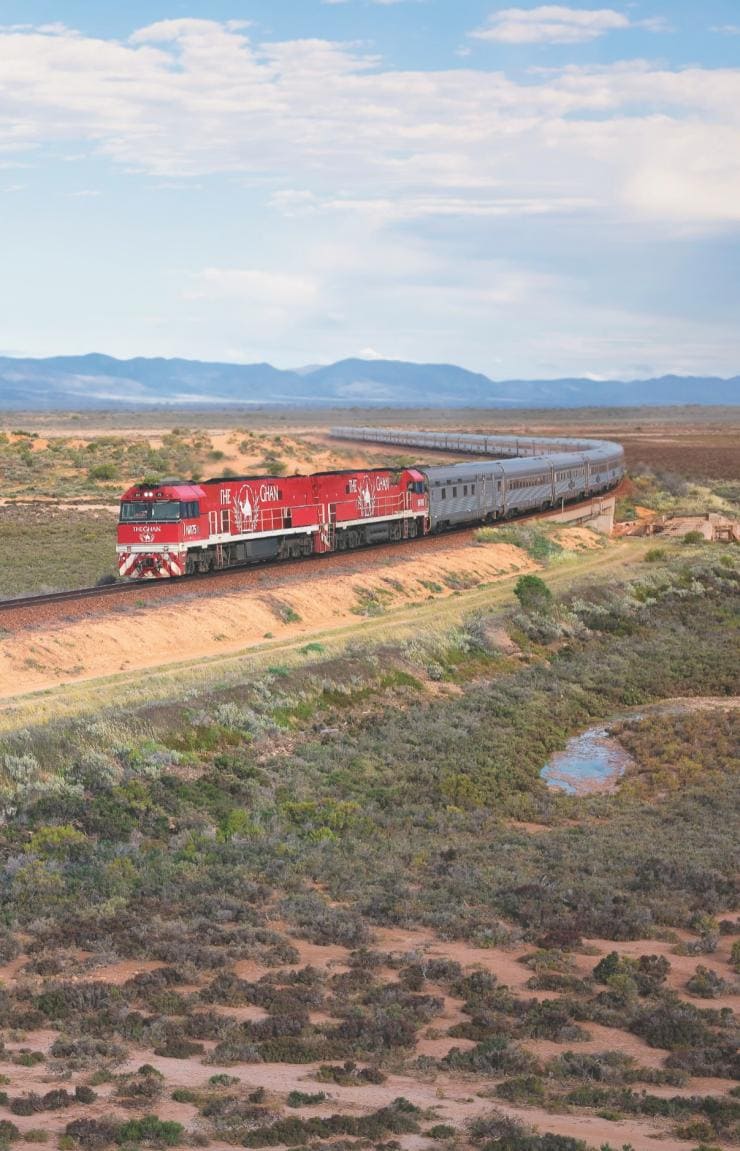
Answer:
[201, 465, 419, 484]
[331, 427, 625, 471]
[421, 460, 504, 482]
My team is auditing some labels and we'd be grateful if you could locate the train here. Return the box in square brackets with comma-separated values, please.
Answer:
[116, 428, 625, 579]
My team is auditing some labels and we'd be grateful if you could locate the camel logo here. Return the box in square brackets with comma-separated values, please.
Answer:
[358, 477, 375, 518]
[235, 483, 260, 532]
[139, 529, 155, 544]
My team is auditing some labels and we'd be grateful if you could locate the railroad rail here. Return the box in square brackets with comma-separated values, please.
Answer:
[0, 487, 623, 618]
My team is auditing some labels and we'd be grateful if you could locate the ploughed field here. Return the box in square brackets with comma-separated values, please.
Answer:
[0, 545, 737, 1150]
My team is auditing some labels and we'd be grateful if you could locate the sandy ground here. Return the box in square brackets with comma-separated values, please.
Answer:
[0, 922, 735, 1149]
[0, 536, 539, 698]
[202, 430, 402, 477]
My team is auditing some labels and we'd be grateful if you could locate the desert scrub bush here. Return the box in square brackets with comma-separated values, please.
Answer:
[518, 998, 590, 1042]
[665, 1040, 740, 1079]
[629, 996, 714, 1050]
[64, 1114, 183, 1147]
[114, 1064, 165, 1103]
[476, 525, 564, 564]
[443, 1037, 538, 1075]
[685, 965, 732, 998]
[0, 753, 82, 821]
[592, 952, 670, 996]
[514, 574, 553, 613]
[287, 1090, 327, 1106]
[351, 586, 394, 617]
[548, 1050, 636, 1084]
[239, 1097, 421, 1147]
[560, 1087, 740, 1137]
[270, 599, 301, 624]
[280, 798, 365, 841]
[614, 710, 738, 799]
[469, 1109, 588, 1151]
[280, 892, 371, 947]
[495, 1076, 548, 1104]
[427, 1123, 457, 1139]
[115, 1115, 185, 1145]
[315, 1060, 387, 1085]
[0, 929, 19, 964]
[197, 1093, 281, 1138]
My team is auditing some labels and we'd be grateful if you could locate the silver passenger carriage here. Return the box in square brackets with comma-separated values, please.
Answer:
[330, 427, 626, 530]
[423, 460, 503, 528]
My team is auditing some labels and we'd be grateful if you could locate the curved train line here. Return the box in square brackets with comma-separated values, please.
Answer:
[331, 426, 625, 525]
[1, 427, 625, 614]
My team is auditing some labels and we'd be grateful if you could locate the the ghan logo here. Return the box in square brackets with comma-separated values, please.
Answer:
[260, 483, 280, 502]
[358, 477, 376, 517]
[357, 474, 391, 517]
[234, 483, 260, 532]
[135, 526, 159, 543]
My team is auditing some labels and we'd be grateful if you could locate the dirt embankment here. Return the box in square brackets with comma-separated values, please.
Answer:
[0, 534, 546, 699]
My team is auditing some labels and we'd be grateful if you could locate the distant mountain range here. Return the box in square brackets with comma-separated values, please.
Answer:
[0, 353, 737, 409]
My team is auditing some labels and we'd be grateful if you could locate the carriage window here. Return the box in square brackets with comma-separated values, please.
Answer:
[471, 484, 475, 495]
[463, 485, 468, 496]
[221, 508, 230, 532]
[441, 488, 446, 500]
[452, 487, 458, 497]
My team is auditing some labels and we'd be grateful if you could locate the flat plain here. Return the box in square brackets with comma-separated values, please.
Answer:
[0, 407, 736, 1151]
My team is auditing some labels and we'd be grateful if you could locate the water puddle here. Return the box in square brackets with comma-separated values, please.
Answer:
[541, 727, 634, 794]
[541, 696, 738, 795]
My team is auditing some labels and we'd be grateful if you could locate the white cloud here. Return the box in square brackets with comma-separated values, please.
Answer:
[0, 18, 737, 232]
[711, 24, 740, 35]
[183, 267, 319, 309]
[471, 6, 661, 45]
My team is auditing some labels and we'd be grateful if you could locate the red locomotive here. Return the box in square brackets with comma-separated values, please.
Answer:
[117, 468, 429, 579]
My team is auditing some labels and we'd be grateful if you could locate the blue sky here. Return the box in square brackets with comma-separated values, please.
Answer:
[1, 2, 739, 379]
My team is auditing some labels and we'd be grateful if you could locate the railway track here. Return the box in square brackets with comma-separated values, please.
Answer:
[0, 487, 623, 618]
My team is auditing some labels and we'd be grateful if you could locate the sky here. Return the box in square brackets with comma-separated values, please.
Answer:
[1, 1, 739, 380]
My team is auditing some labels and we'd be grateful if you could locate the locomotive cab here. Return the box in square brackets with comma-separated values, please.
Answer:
[117, 481, 205, 578]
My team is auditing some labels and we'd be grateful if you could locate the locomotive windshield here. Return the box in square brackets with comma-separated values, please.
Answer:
[120, 500, 182, 522]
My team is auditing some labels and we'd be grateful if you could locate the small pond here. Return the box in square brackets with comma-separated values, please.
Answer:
[541, 727, 634, 794]
[541, 697, 738, 795]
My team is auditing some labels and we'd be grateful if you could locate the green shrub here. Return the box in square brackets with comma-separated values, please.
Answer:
[287, 1090, 327, 1107]
[115, 1116, 184, 1145]
[686, 965, 730, 999]
[514, 574, 553, 613]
